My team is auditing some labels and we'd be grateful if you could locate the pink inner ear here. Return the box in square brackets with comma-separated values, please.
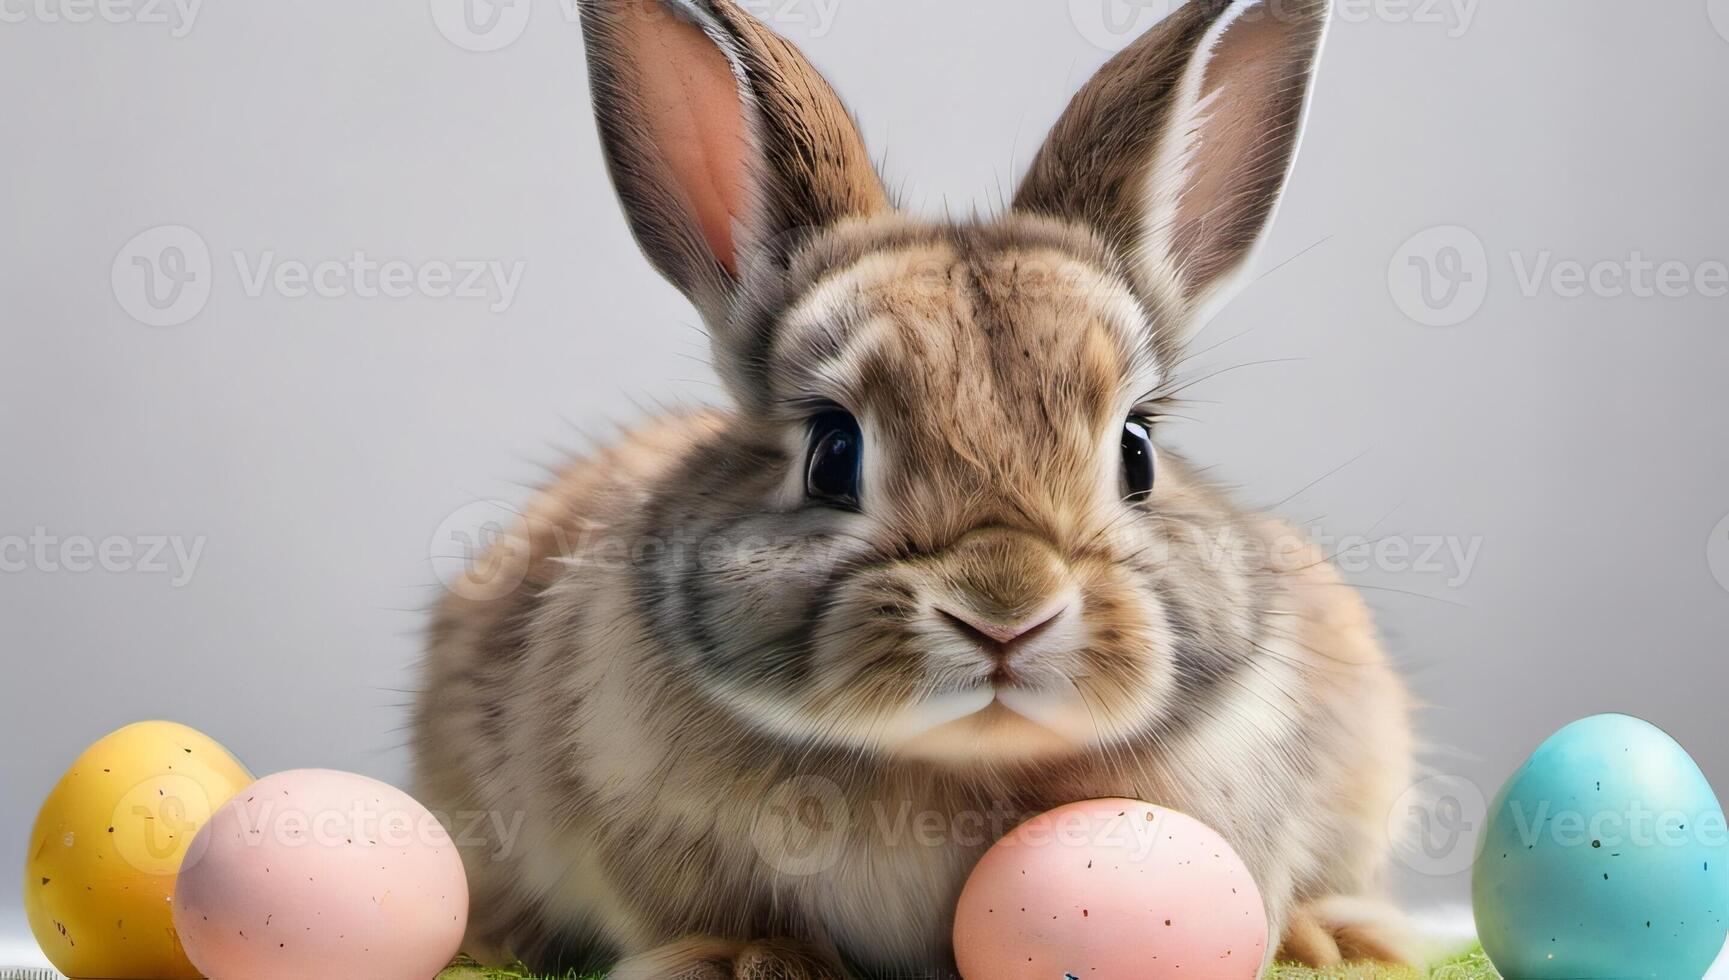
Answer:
[1169, 10, 1304, 294]
[621, 1, 752, 277]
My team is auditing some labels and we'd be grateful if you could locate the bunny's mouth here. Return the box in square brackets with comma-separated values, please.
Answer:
[883, 681, 1104, 761]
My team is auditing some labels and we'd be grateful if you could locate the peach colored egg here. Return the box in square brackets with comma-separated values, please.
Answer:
[172, 769, 468, 980]
[953, 799, 1267, 979]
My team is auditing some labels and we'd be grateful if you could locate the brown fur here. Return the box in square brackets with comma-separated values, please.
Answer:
[416, 0, 1414, 976]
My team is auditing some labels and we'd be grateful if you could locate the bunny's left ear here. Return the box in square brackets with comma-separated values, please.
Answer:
[1014, 0, 1332, 334]
[578, 0, 889, 351]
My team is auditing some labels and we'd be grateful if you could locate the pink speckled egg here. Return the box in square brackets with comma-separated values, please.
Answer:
[172, 769, 468, 980]
[953, 799, 1267, 979]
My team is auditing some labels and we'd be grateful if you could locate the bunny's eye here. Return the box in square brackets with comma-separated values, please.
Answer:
[806, 409, 863, 509]
[1122, 417, 1156, 503]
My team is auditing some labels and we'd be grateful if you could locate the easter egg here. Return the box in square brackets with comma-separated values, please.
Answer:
[173, 769, 468, 980]
[22, 721, 254, 979]
[1473, 714, 1729, 978]
[953, 799, 1267, 979]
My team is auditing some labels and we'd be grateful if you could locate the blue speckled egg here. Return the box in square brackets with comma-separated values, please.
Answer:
[1473, 714, 1729, 978]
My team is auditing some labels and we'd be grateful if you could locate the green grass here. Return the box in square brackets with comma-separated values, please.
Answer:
[437, 956, 594, 980]
[1266, 944, 1498, 979]
[439, 945, 1498, 979]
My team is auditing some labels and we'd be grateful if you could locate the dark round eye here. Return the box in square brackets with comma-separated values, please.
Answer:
[806, 409, 863, 508]
[1122, 417, 1156, 502]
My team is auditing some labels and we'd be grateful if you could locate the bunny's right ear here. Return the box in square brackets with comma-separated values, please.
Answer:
[579, 0, 889, 334]
[1015, 0, 1333, 340]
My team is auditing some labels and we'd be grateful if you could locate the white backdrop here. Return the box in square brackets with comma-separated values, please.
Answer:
[4, 0, 1729, 959]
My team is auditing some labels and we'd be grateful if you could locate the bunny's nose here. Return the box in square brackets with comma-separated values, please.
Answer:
[936, 602, 1068, 654]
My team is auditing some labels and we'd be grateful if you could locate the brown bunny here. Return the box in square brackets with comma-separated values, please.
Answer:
[414, 0, 1416, 975]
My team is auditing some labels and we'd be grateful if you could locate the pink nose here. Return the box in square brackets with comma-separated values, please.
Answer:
[937, 604, 1067, 652]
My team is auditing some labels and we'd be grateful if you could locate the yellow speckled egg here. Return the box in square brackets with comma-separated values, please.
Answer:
[22, 721, 254, 979]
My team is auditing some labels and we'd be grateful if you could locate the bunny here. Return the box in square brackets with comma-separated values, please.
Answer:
[414, 0, 1416, 976]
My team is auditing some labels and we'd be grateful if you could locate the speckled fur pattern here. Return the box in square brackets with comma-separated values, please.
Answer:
[415, 0, 1416, 976]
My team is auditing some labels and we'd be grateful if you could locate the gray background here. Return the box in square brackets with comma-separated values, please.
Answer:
[4, 0, 1729, 962]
